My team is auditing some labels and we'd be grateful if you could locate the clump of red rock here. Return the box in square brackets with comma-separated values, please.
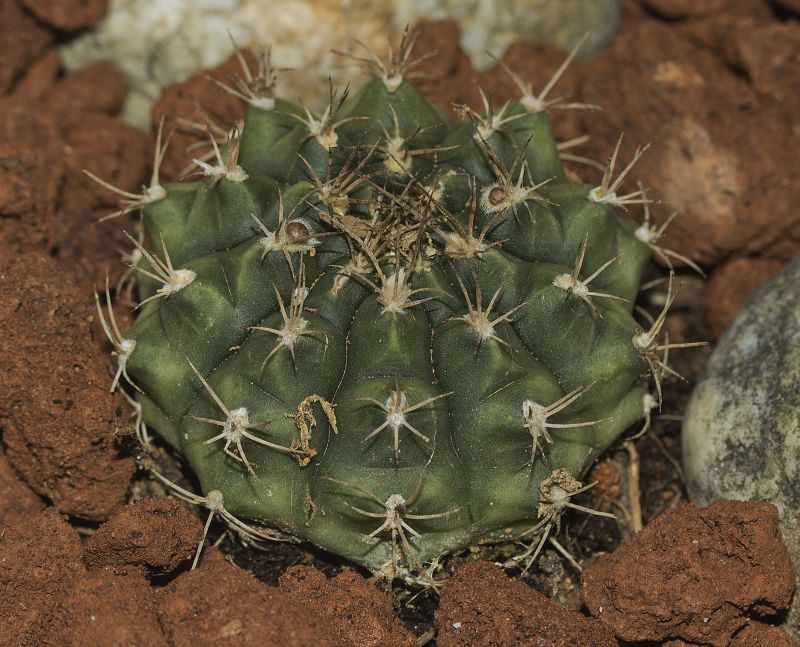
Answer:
[0, 493, 417, 646]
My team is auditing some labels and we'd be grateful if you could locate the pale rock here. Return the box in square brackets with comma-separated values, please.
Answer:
[684, 254, 800, 640]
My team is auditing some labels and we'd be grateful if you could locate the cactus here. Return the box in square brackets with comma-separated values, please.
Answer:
[94, 33, 677, 582]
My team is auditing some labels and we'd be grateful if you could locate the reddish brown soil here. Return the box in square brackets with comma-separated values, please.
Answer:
[0, 509, 85, 645]
[0, 0, 52, 94]
[0, 53, 150, 291]
[640, 0, 729, 18]
[84, 496, 203, 577]
[158, 556, 415, 647]
[582, 500, 795, 645]
[0, 453, 45, 523]
[0, 251, 135, 520]
[1, 1, 799, 645]
[278, 566, 416, 647]
[580, 20, 799, 267]
[18, 0, 108, 32]
[665, 621, 800, 646]
[705, 256, 786, 339]
[729, 621, 800, 646]
[159, 557, 332, 647]
[36, 573, 168, 647]
[436, 561, 617, 646]
[586, 458, 624, 511]
[736, 22, 800, 102]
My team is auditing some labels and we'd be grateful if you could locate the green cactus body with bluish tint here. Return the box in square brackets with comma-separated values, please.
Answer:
[123, 51, 652, 579]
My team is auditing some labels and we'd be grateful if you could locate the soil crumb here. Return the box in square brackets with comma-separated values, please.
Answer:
[0, 509, 85, 646]
[158, 558, 335, 647]
[705, 256, 786, 339]
[84, 496, 203, 577]
[582, 499, 795, 645]
[34, 572, 167, 647]
[18, 0, 109, 32]
[0, 251, 134, 520]
[0, 453, 44, 524]
[436, 561, 617, 646]
[279, 566, 416, 647]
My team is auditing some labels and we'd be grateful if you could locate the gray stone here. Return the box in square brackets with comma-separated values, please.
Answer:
[683, 254, 800, 639]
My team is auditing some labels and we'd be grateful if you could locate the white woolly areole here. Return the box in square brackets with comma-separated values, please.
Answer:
[383, 73, 403, 92]
[379, 269, 414, 314]
[587, 185, 616, 205]
[632, 330, 653, 351]
[522, 399, 547, 433]
[480, 183, 531, 214]
[161, 268, 196, 296]
[251, 96, 276, 111]
[385, 391, 409, 431]
[206, 489, 225, 512]
[385, 493, 406, 511]
[224, 406, 251, 437]
[145, 184, 167, 202]
[552, 273, 589, 299]
[634, 224, 655, 245]
[119, 338, 137, 355]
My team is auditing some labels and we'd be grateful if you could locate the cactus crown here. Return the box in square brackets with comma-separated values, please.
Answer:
[98, 34, 660, 582]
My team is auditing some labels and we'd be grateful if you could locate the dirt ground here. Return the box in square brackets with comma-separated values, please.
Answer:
[1, 0, 799, 645]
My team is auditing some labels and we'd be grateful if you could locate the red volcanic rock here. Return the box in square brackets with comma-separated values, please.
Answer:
[582, 500, 795, 645]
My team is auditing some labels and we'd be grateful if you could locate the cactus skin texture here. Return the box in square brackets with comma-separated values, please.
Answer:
[122, 47, 652, 580]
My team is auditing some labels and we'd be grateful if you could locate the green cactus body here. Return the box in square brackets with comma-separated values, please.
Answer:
[120, 48, 652, 579]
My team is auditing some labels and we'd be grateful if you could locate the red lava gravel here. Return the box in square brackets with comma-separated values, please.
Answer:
[0, 453, 45, 523]
[278, 566, 416, 647]
[0, 509, 86, 645]
[0, 251, 135, 520]
[83, 496, 204, 577]
[34, 572, 167, 647]
[582, 499, 796, 646]
[705, 257, 787, 339]
[159, 556, 417, 647]
[1, 52, 150, 291]
[0, 0, 52, 94]
[17, 0, 108, 32]
[158, 557, 334, 647]
[435, 561, 618, 646]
